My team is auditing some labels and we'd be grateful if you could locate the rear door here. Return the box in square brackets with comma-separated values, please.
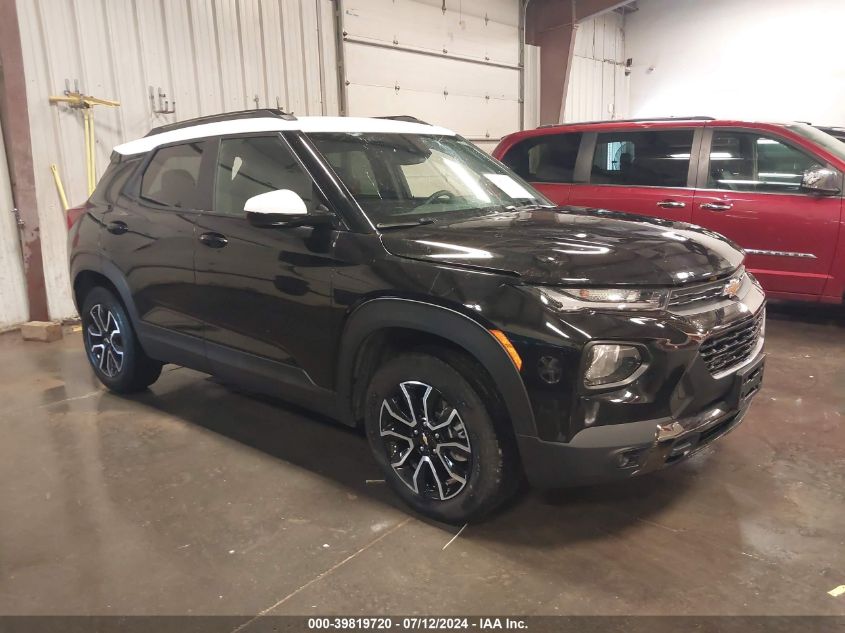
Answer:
[568, 127, 699, 222]
[103, 140, 214, 368]
[497, 132, 583, 205]
[693, 128, 842, 297]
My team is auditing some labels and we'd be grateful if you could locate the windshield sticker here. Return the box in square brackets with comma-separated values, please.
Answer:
[483, 174, 534, 198]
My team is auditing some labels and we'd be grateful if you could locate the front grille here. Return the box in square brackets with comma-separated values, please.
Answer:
[700, 309, 764, 375]
[668, 269, 746, 310]
[667, 278, 727, 309]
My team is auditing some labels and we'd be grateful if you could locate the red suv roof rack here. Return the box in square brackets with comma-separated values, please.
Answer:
[537, 116, 715, 129]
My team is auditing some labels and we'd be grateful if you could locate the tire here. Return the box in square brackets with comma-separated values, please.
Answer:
[80, 287, 162, 393]
[364, 351, 519, 524]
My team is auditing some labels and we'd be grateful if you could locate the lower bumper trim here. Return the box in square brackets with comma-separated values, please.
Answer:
[517, 404, 750, 489]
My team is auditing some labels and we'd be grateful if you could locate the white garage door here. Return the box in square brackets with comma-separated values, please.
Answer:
[0, 119, 28, 329]
[337, 0, 524, 151]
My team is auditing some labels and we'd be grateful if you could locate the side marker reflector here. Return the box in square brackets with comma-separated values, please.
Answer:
[489, 329, 522, 371]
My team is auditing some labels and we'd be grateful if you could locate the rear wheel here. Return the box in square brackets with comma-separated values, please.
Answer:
[81, 287, 162, 393]
[364, 352, 518, 524]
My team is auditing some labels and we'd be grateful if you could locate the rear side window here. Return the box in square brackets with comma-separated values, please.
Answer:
[140, 142, 205, 208]
[590, 130, 694, 187]
[91, 157, 141, 205]
[214, 135, 318, 216]
[707, 131, 823, 193]
[501, 133, 582, 183]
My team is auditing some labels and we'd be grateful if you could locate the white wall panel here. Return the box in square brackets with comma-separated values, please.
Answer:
[0, 119, 28, 329]
[626, 0, 845, 123]
[523, 44, 541, 131]
[563, 11, 628, 123]
[16, 0, 338, 319]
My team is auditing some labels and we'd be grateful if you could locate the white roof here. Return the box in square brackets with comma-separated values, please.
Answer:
[114, 116, 457, 156]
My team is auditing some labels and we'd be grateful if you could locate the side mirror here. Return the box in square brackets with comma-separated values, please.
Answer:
[801, 167, 841, 196]
[245, 189, 308, 227]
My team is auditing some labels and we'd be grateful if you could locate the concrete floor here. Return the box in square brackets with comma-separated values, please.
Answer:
[1, 304, 843, 619]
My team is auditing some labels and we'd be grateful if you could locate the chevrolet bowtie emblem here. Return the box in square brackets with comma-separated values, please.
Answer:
[724, 277, 742, 298]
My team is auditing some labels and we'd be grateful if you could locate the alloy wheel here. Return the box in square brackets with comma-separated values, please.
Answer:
[87, 304, 124, 378]
[379, 381, 472, 501]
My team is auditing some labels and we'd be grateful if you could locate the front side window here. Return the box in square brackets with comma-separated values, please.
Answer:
[214, 135, 317, 216]
[500, 133, 582, 183]
[140, 142, 205, 208]
[590, 130, 694, 187]
[707, 131, 824, 193]
[306, 133, 551, 225]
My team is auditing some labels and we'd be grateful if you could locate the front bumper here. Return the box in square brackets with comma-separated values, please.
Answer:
[517, 348, 765, 488]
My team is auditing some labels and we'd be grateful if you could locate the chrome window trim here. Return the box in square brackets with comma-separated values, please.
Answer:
[744, 249, 817, 259]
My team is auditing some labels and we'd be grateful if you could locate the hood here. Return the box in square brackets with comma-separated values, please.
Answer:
[379, 207, 744, 286]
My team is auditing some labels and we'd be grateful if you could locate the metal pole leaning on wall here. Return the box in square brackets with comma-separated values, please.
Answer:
[49, 164, 69, 212]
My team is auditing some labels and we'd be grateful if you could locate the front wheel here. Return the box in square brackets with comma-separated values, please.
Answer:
[81, 287, 162, 393]
[364, 352, 518, 524]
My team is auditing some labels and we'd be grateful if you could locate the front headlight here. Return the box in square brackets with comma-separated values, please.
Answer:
[583, 344, 644, 387]
[540, 286, 667, 311]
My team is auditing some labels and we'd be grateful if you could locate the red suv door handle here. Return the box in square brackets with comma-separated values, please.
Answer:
[657, 200, 686, 209]
[700, 202, 733, 211]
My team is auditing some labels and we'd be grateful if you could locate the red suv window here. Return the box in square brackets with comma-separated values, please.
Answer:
[590, 130, 694, 187]
[500, 133, 582, 183]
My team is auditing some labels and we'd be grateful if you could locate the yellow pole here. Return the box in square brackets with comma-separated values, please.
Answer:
[90, 109, 96, 194]
[82, 109, 91, 194]
[48, 92, 120, 196]
[50, 164, 69, 212]
[85, 108, 96, 195]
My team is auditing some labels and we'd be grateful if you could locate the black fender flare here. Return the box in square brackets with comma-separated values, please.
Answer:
[336, 297, 537, 437]
[70, 256, 142, 327]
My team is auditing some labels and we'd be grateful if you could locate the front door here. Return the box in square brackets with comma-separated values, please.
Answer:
[693, 128, 842, 298]
[193, 134, 339, 391]
[568, 128, 698, 223]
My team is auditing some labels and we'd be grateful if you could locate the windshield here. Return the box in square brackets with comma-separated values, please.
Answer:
[788, 123, 845, 162]
[306, 132, 552, 225]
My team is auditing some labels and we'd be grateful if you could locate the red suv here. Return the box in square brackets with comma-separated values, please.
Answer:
[494, 117, 845, 304]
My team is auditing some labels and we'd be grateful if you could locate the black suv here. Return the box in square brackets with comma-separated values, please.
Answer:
[69, 110, 766, 523]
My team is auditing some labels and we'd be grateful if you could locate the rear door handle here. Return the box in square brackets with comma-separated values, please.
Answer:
[657, 200, 686, 209]
[106, 221, 128, 235]
[700, 202, 733, 211]
[199, 232, 228, 248]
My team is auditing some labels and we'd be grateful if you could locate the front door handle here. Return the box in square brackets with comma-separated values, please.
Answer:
[106, 221, 128, 235]
[657, 200, 686, 209]
[700, 202, 733, 211]
[199, 232, 228, 248]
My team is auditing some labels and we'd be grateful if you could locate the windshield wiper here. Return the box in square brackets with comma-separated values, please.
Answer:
[504, 202, 556, 211]
[375, 218, 436, 230]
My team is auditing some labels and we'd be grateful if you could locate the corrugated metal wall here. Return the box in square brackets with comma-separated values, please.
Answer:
[16, 0, 339, 320]
[0, 118, 28, 330]
[563, 11, 628, 123]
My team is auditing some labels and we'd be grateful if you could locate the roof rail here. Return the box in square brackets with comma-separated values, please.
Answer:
[376, 115, 431, 125]
[145, 108, 297, 137]
[537, 116, 715, 129]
